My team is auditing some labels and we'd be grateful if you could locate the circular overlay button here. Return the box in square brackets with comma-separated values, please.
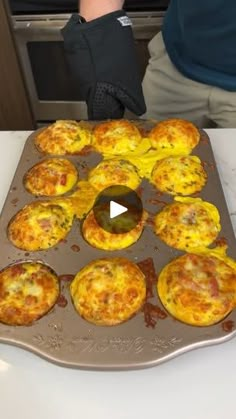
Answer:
[93, 185, 143, 234]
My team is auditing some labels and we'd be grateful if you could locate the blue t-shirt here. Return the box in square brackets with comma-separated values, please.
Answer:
[162, 0, 236, 91]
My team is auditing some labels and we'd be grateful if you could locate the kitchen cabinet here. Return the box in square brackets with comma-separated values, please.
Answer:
[0, 1, 34, 130]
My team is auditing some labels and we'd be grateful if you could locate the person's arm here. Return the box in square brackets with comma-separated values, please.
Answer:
[79, 0, 124, 21]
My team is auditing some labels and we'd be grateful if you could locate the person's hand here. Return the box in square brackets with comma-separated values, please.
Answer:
[62, 10, 146, 120]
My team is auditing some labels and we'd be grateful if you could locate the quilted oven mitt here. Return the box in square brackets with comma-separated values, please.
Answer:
[62, 10, 146, 120]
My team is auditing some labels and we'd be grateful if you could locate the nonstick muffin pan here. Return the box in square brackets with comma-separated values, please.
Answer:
[0, 123, 236, 370]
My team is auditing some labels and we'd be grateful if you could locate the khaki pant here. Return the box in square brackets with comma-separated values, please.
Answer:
[142, 32, 236, 128]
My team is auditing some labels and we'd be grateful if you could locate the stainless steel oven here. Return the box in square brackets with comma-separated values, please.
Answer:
[9, 2, 168, 123]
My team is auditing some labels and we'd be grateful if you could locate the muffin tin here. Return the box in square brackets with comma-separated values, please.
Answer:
[0, 123, 236, 370]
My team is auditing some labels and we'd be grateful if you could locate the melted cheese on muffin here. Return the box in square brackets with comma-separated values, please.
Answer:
[69, 180, 98, 219]
[24, 158, 78, 196]
[70, 257, 146, 325]
[92, 119, 143, 155]
[148, 118, 200, 155]
[125, 149, 170, 179]
[82, 209, 147, 250]
[151, 155, 207, 196]
[8, 200, 74, 251]
[154, 197, 221, 251]
[88, 159, 141, 191]
[0, 262, 59, 326]
[35, 120, 92, 155]
[157, 252, 236, 326]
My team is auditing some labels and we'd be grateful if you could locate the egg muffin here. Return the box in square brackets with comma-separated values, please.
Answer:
[24, 158, 78, 196]
[151, 155, 207, 196]
[70, 257, 146, 326]
[157, 252, 236, 326]
[0, 262, 59, 326]
[8, 200, 74, 251]
[154, 197, 221, 251]
[88, 159, 141, 192]
[148, 118, 200, 155]
[35, 120, 92, 155]
[82, 209, 147, 250]
[69, 180, 98, 219]
[92, 119, 143, 155]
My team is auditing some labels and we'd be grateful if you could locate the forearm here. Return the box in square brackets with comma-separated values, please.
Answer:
[79, 0, 125, 21]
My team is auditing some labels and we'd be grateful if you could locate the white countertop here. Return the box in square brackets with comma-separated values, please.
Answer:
[0, 129, 236, 419]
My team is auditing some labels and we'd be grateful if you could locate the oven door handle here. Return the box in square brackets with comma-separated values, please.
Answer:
[12, 13, 164, 40]
[12, 19, 67, 40]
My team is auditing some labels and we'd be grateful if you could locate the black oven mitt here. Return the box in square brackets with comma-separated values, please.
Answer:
[62, 11, 146, 120]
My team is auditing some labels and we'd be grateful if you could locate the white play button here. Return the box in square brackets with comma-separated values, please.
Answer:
[110, 200, 128, 219]
[93, 185, 143, 234]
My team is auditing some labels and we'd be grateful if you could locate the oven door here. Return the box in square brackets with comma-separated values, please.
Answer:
[12, 12, 164, 123]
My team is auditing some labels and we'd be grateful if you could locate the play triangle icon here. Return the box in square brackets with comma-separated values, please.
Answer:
[110, 200, 128, 219]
